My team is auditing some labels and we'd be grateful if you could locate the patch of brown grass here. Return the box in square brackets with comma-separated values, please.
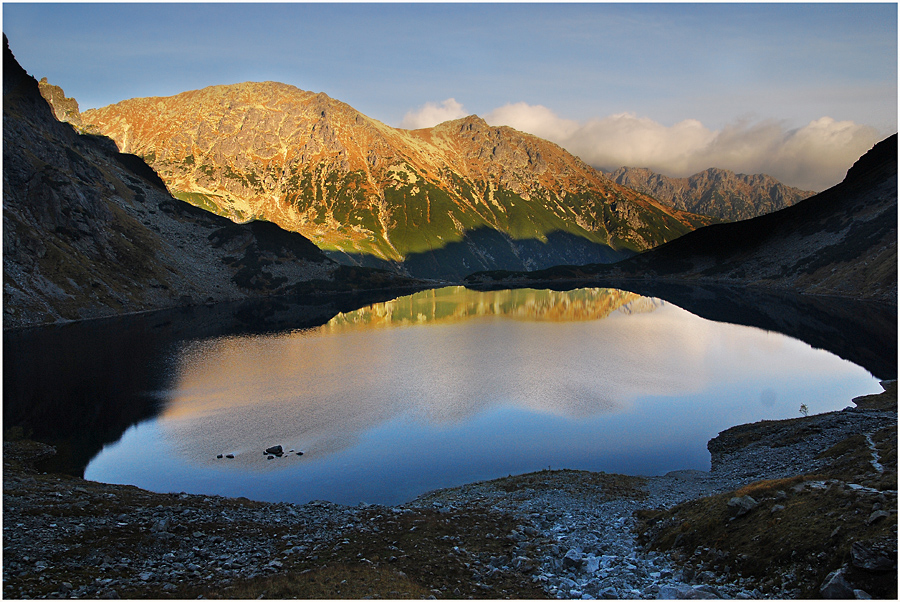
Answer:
[733, 475, 811, 499]
[491, 469, 647, 500]
[853, 381, 898, 411]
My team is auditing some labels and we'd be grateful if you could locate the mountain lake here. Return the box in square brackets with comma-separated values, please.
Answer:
[4, 286, 888, 506]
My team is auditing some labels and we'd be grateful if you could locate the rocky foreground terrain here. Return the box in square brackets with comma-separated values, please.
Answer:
[4, 383, 895, 600]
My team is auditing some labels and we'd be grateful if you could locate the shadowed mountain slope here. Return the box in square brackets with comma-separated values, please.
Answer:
[606, 166, 815, 221]
[2, 35, 419, 328]
[78, 82, 714, 279]
[469, 135, 897, 303]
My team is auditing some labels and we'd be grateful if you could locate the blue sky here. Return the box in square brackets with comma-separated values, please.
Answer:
[3, 2, 897, 190]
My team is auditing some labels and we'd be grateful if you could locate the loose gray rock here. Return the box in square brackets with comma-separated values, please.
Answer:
[563, 548, 584, 569]
[819, 568, 855, 599]
[727, 495, 759, 517]
[866, 510, 889, 525]
[658, 583, 720, 599]
[850, 539, 896, 572]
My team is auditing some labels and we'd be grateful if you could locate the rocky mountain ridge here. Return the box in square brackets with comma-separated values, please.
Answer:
[2, 35, 420, 329]
[471, 135, 898, 303]
[79, 81, 714, 279]
[606, 166, 815, 221]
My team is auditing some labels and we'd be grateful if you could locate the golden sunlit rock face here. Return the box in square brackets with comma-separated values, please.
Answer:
[81, 82, 714, 272]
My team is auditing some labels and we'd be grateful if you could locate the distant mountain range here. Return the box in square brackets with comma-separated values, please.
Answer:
[604, 166, 815, 222]
[471, 135, 898, 303]
[77, 82, 714, 279]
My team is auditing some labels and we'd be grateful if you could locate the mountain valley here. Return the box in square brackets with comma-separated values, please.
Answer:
[3, 29, 897, 602]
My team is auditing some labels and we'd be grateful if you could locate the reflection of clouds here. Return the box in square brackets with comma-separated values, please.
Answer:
[158, 291, 864, 468]
[760, 388, 778, 407]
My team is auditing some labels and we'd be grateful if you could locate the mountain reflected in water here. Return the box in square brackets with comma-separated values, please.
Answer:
[325, 286, 661, 330]
[81, 286, 881, 505]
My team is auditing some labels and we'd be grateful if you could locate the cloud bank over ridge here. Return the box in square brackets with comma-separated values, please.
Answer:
[399, 98, 467, 129]
[402, 99, 884, 191]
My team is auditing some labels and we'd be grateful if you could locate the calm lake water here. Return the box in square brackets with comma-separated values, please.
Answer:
[73, 286, 881, 506]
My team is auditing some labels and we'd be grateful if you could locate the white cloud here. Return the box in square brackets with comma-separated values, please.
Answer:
[400, 98, 467, 129]
[485, 102, 580, 141]
[485, 103, 883, 191]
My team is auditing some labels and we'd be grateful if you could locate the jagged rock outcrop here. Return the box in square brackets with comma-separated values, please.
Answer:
[606, 166, 815, 221]
[37, 77, 83, 128]
[4, 35, 413, 329]
[78, 82, 714, 279]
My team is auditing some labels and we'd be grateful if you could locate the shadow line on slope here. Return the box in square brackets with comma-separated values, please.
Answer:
[326, 227, 635, 280]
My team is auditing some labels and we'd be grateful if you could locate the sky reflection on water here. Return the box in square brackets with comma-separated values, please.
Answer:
[85, 287, 881, 505]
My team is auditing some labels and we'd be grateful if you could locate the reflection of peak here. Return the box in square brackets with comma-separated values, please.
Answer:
[324, 286, 654, 331]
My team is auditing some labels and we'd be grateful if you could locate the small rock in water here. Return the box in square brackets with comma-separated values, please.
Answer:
[297, 451, 304, 456]
[225, 454, 234, 459]
[216, 454, 223, 459]
[265, 445, 283, 456]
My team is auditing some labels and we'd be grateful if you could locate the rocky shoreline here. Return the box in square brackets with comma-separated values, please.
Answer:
[3, 384, 896, 600]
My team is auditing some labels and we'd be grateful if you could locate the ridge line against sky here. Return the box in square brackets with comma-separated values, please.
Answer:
[2, 1, 896, 191]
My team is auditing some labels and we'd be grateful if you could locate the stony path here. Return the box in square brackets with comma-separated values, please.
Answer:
[406, 403, 897, 600]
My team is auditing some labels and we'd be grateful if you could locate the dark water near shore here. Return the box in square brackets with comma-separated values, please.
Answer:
[4, 286, 888, 506]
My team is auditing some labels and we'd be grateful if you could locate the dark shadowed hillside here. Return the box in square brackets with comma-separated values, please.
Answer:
[471, 135, 897, 303]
